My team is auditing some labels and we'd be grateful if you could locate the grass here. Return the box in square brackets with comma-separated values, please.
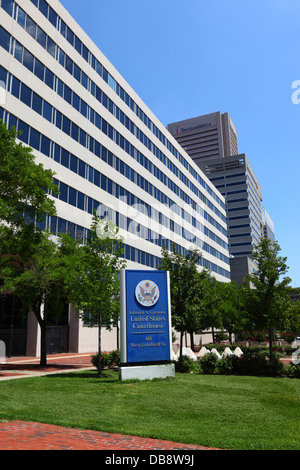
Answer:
[0, 371, 299, 450]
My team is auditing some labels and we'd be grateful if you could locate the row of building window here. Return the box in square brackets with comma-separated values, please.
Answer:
[228, 233, 251, 239]
[0, 105, 229, 265]
[0, 60, 228, 243]
[52, 175, 229, 263]
[37, 213, 230, 279]
[0, 24, 226, 229]
[26, 0, 227, 208]
[229, 242, 252, 248]
[228, 215, 250, 222]
[35, 213, 162, 270]
[229, 223, 250, 230]
[210, 172, 246, 182]
[215, 180, 247, 190]
[224, 189, 247, 196]
[1, 0, 226, 215]
[227, 206, 249, 213]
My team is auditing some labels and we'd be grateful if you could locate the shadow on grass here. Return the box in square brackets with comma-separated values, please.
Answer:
[44, 370, 119, 382]
[43, 370, 177, 385]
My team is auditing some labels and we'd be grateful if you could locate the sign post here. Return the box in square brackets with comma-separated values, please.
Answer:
[119, 270, 175, 381]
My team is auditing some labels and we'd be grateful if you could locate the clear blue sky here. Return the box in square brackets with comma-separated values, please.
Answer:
[60, 0, 300, 286]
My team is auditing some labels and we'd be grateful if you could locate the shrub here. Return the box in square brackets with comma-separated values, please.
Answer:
[217, 355, 241, 375]
[250, 330, 268, 343]
[217, 357, 233, 375]
[281, 331, 296, 344]
[267, 354, 285, 377]
[273, 345, 294, 356]
[109, 349, 120, 366]
[174, 355, 195, 373]
[288, 362, 300, 378]
[199, 353, 218, 374]
[215, 330, 228, 342]
[231, 349, 284, 377]
[91, 350, 120, 369]
[213, 349, 285, 377]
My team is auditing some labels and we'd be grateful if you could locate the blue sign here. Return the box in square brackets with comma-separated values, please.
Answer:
[120, 270, 172, 364]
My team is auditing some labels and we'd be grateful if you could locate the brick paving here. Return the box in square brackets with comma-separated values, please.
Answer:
[0, 421, 215, 450]
[0, 353, 95, 380]
[0, 353, 218, 451]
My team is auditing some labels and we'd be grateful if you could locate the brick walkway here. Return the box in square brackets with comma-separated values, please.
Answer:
[0, 421, 215, 450]
[0, 353, 218, 451]
[0, 353, 95, 380]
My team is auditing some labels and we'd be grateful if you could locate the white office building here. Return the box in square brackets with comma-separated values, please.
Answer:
[0, 0, 230, 356]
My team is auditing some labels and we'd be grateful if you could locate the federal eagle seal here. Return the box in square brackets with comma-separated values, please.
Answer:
[135, 280, 160, 307]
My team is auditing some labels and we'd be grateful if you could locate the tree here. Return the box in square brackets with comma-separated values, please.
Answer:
[0, 120, 59, 366]
[217, 281, 246, 343]
[198, 275, 222, 343]
[0, 121, 57, 228]
[0, 227, 68, 367]
[158, 244, 206, 356]
[63, 215, 126, 376]
[245, 238, 291, 358]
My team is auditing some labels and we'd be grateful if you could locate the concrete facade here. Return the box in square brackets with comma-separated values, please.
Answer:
[0, 0, 230, 356]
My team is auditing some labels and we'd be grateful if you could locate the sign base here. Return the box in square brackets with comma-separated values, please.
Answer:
[119, 363, 175, 381]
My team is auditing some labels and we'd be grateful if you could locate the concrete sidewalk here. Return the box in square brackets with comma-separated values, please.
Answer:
[0, 352, 95, 380]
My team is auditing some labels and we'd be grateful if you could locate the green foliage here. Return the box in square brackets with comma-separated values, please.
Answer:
[0, 120, 57, 227]
[244, 238, 292, 358]
[174, 355, 196, 373]
[63, 215, 126, 375]
[217, 356, 238, 375]
[91, 350, 120, 369]
[0, 228, 71, 366]
[198, 275, 223, 340]
[199, 353, 219, 374]
[215, 349, 285, 377]
[281, 331, 296, 343]
[0, 121, 60, 366]
[216, 281, 247, 341]
[64, 215, 126, 326]
[288, 362, 300, 378]
[159, 244, 207, 355]
[250, 330, 268, 343]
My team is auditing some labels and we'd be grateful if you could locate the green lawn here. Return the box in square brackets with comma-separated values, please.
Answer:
[0, 371, 299, 450]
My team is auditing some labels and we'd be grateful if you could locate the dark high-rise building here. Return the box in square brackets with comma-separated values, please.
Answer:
[167, 111, 238, 162]
[168, 113, 266, 285]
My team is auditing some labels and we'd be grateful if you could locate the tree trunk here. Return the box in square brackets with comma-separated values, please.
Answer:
[211, 326, 215, 343]
[228, 328, 233, 344]
[33, 300, 47, 367]
[40, 321, 47, 368]
[190, 332, 194, 351]
[268, 324, 273, 359]
[97, 314, 102, 376]
[179, 331, 183, 358]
